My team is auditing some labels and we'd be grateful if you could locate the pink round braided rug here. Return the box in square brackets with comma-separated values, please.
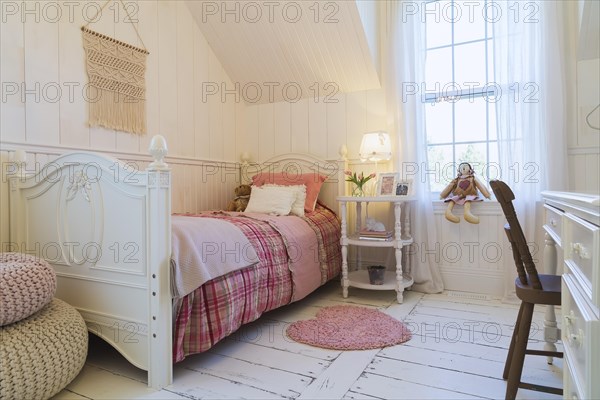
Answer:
[286, 305, 411, 350]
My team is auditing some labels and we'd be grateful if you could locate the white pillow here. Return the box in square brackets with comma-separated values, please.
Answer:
[264, 184, 306, 217]
[244, 186, 297, 216]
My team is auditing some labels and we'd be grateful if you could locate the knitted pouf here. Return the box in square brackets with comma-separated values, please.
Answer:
[0, 299, 89, 400]
[0, 252, 57, 326]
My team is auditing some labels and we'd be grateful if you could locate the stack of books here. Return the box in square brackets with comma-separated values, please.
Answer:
[358, 229, 393, 241]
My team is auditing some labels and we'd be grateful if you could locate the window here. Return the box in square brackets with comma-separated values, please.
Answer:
[424, 0, 498, 192]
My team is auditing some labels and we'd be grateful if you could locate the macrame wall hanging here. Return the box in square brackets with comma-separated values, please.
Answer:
[81, 0, 149, 135]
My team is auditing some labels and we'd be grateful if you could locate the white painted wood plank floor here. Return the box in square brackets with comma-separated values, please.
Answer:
[53, 282, 563, 400]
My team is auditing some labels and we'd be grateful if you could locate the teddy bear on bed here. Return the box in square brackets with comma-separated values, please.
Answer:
[440, 162, 491, 224]
[226, 184, 252, 212]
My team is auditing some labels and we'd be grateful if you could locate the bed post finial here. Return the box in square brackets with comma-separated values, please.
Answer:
[240, 151, 251, 166]
[338, 144, 348, 161]
[148, 135, 169, 170]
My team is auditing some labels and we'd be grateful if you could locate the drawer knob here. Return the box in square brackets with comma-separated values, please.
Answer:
[550, 219, 557, 227]
[564, 313, 576, 326]
[571, 242, 590, 259]
[568, 329, 584, 347]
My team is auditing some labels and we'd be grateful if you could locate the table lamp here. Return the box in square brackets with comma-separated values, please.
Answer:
[359, 131, 392, 163]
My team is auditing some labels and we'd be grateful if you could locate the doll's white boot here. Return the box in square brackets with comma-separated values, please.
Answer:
[444, 202, 460, 223]
[463, 202, 480, 224]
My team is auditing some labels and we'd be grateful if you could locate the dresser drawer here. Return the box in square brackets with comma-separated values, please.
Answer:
[544, 204, 563, 246]
[563, 213, 600, 308]
[562, 274, 600, 400]
[564, 357, 584, 400]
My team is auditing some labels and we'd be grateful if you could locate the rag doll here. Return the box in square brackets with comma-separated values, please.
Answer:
[440, 162, 491, 224]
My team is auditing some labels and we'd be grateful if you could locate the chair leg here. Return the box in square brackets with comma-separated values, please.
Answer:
[505, 302, 534, 400]
[504, 302, 525, 380]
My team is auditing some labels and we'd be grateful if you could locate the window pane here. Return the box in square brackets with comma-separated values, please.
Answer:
[486, 141, 499, 182]
[428, 145, 454, 192]
[487, 38, 494, 82]
[426, 100, 453, 144]
[426, 1, 452, 49]
[425, 2, 495, 193]
[456, 143, 487, 176]
[454, 42, 486, 87]
[426, 47, 452, 90]
[488, 100, 497, 140]
[454, 0, 486, 44]
[455, 96, 487, 142]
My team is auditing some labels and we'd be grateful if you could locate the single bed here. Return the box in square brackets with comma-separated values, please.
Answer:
[8, 137, 346, 389]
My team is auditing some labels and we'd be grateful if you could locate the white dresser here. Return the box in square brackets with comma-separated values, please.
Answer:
[541, 191, 599, 400]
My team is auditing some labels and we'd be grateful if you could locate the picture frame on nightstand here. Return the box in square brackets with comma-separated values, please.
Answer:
[395, 179, 412, 196]
[377, 173, 398, 196]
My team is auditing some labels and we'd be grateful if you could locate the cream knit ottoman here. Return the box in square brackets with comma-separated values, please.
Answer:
[0, 253, 88, 400]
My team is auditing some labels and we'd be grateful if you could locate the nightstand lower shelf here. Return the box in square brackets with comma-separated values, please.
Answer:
[338, 196, 416, 304]
[344, 270, 414, 302]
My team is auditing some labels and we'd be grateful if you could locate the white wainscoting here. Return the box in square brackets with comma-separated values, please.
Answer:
[334, 197, 512, 297]
[432, 201, 511, 298]
[568, 147, 600, 193]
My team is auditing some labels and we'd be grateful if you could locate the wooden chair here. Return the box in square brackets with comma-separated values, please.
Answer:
[489, 180, 563, 400]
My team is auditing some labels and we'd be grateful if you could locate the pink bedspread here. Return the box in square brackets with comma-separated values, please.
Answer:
[171, 216, 259, 298]
[241, 212, 322, 302]
[172, 204, 341, 362]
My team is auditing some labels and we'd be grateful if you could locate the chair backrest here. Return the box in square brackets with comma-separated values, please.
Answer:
[490, 180, 542, 290]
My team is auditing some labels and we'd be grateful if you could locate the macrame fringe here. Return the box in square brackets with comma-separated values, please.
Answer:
[82, 26, 148, 135]
[88, 88, 146, 135]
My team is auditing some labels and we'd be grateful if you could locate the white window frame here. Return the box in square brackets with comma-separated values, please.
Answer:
[424, 0, 497, 191]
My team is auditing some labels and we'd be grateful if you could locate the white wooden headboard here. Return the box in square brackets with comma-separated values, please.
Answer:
[241, 152, 348, 213]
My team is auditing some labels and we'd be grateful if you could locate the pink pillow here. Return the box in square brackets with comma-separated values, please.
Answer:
[252, 172, 327, 213]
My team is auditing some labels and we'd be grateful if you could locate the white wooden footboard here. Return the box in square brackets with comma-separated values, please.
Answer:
[8, 137, 172, 389]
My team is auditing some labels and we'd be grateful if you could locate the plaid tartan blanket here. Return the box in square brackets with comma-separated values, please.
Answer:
[172, 204, 341, 362]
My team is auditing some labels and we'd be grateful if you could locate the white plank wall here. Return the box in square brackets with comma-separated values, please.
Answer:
[0, 0, 240, 158]
[240, 89, 387, 162]
[0, 0, 244, 243]
[568, 150, 600, 192]
[0, 151, 10, 249]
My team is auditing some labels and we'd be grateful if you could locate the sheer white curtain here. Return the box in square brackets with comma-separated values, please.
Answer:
[384, 1, 444, 293]
[492, 0, 571, 240]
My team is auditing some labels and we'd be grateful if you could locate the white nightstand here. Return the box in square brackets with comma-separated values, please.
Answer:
[337, 195, 416, 303]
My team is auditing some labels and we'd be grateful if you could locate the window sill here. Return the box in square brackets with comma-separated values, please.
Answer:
[432, 199, 501, 213]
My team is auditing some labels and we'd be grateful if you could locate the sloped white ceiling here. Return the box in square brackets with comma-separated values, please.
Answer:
[186, 0, 381, 104]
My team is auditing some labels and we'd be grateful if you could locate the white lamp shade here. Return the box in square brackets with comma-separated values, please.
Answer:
[359, 132, 392, 162]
